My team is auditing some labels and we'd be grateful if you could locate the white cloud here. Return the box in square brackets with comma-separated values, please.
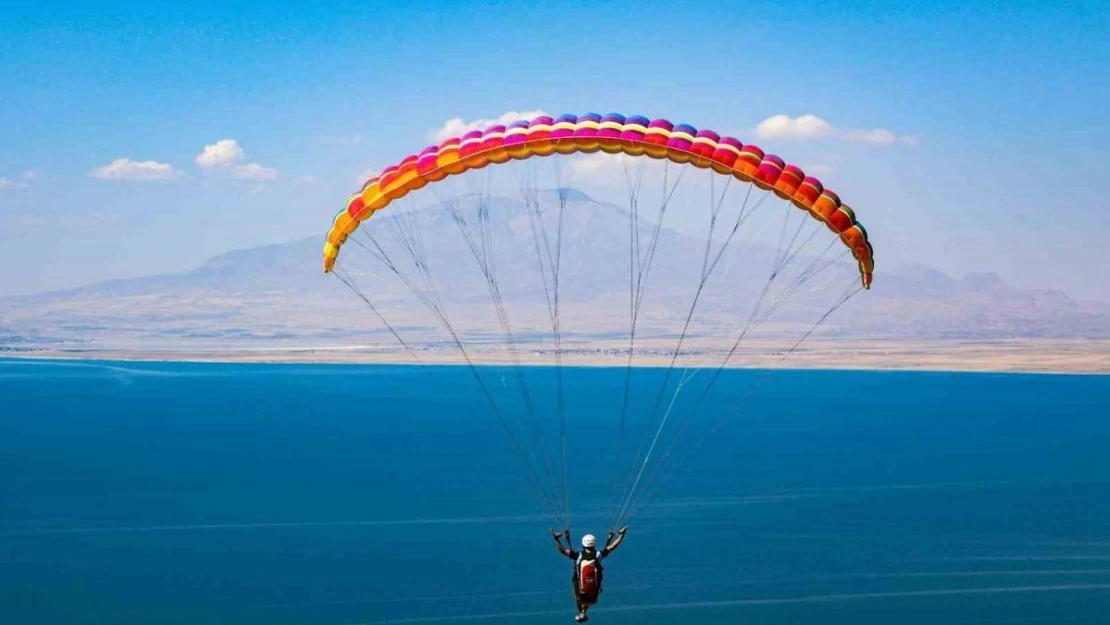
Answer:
[755, 114, 836, 141]
[430, 109, 548, 143]
[230, 163, 279, 181]
[196, 139, 245, 168]
[1, 170, 38, 190]
[195, 139, 279, 181]
[753, 114, 915, 146]
[91, 158, 180, 181]
[803, 164, 835, 176]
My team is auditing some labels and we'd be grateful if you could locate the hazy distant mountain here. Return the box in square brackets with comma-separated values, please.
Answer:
[2, 191, 1108, 351]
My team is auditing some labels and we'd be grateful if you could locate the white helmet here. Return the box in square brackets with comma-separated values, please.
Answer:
[581, 534, 597, 548]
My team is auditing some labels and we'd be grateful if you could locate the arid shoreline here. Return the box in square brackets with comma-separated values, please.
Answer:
[5, 339, 1109, 374]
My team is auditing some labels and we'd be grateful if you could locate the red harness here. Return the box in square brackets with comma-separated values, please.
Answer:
[576, 555, 601, 596]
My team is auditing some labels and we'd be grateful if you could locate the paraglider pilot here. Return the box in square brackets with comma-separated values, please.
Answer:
[552, 526, 628, 622]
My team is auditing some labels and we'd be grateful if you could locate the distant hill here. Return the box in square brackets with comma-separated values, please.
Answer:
[2, 191, 1108, 351]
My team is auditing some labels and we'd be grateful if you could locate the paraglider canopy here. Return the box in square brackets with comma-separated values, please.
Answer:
[323, 113, 873, 288]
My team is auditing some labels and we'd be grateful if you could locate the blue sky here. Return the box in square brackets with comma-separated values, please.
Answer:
[1, 0, 1108, 299]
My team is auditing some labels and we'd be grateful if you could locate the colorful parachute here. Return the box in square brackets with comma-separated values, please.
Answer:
[323, 113, 874, 287]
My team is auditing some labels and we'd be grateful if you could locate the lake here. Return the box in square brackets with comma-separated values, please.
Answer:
[2, 359, 1109, 624]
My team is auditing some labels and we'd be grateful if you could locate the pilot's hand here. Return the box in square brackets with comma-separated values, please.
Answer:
[618, 526, 628, 536]
[551, 528, 561, 540]
[563, 528, 571, 540]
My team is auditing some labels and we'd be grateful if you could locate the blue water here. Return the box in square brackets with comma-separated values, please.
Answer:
[2, 359, 1109, 625]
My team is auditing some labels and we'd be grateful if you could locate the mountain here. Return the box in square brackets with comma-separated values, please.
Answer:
[2, 191, 1108, 352]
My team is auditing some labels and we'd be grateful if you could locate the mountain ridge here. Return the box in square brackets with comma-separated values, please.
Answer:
[2, 192, 1108, 349]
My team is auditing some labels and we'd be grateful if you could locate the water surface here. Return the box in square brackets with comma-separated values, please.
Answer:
[2, 359, 1109, 624]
